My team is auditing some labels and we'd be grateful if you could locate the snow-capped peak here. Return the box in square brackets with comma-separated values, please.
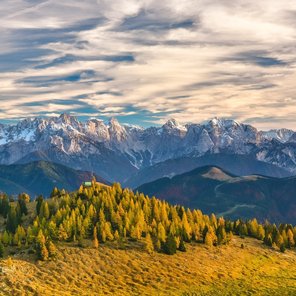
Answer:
[57, 113, 79, 126]
[261, 128, 294, 143]
[163, 118, 187, 132]
[0, 114, 295, 180]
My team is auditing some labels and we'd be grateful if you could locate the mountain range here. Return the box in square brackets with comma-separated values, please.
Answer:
[137, 166, 296, 224]
[0, 114, 296, 185]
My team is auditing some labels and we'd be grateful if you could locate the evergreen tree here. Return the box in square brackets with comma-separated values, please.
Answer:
[0, 241, 4, 258]
[178, 239, 187, 252]
[50, 187, 59, 198]
[18, 193, 30, 216]
[39, 201, 50, 220]
[264, 233, 273, 247]
[36, 195, 44, 215]
[280, 244, 286, 253]
[287, 229, 295, 248]
[216, 225, 227, 245]
[6, 206, 18, 233]
[0, 195, 10, 218]
[162, 234, 177, 255]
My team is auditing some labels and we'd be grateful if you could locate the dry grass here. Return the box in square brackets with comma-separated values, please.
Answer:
[1, 236, 296, 296]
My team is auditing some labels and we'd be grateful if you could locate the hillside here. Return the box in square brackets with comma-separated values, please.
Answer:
[125, 154, 292, 188]
[1, 237, 296, 296]
[1, 182, 296, 295]
[137, 166, 296, 223]
[0, 161, 108, 197]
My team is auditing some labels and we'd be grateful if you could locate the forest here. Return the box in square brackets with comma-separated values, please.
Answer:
[0, 180, 295, 260]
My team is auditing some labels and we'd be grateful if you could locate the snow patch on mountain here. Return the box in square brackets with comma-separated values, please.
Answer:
[0, 114, 295, 180]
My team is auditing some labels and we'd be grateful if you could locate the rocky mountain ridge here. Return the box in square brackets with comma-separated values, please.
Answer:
[0, 114, 295, 182]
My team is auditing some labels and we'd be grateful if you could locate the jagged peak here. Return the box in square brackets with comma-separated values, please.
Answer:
[164, 118, 179, 126]
[163, 118, 187, 131]
[207, 117, 241, 128]
[58, 113, 78, 124]
[108, 117, 121, 126]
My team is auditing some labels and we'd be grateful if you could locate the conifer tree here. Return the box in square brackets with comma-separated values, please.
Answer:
[114, 230, 120, 241]
[162, 234, 177, 255]
[179, 239, 187, 252]
[204, 226, 217, 247]
[0, 195, 9, 218]
[40, 243, 49, 261]
[47, 240, 57, 258]
[35, 195, 44, 215]
[256, 225, 265, 240]
[144, 233, 154, 254]
[264, 233, 273, 247]
[275, 232, 284, 248]
[36, 230, 49, 261]
[216, 225, 227, 245]
[182, 212, 192, 242]
[50, 187, 59, 198]
[157, 222, 166, 243]
[2, 231, 10, 246]
[18, 193, 30, 216]
[39, 201, 50, 220]
[287, 229, 295, 248]
[0, 241, 4, 258]
[280, 243, 286, 253]
[93, 226, 99, 249]
[58, 224, 68, 241]
[6, 206, 18, 233]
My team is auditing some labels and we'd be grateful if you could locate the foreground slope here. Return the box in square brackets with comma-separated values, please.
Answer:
[1, 182, 296, 295]
[137, 166, 296, 223]
[1, 237, 296, 296]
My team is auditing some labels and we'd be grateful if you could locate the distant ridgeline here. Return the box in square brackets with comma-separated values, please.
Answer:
[0, 180, 295, 260]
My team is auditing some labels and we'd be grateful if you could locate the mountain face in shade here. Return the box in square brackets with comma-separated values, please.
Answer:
[124, 154, 292, 188]
[136, 166, 296, 224]
[0, 114, 295, 183]
[0, 161, 108, 197]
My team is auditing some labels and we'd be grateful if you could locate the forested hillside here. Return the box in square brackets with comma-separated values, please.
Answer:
[0, 181, 296, 295]
[137, 166, 296, 223]
[0, 180, 295, 260]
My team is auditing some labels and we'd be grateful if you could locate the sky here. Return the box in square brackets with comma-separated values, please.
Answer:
[1, 0, 296, 129]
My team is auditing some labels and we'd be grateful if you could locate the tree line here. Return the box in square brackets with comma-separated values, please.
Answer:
[0, 181, 295, 260]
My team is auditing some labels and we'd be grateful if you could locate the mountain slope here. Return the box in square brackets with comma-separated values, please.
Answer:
[137, 166, 296, 223]
[2, 237, 296, 296]
[125, 154, 292, 188]
[0, 114, 296, 182]
[0, 161, 108, 196]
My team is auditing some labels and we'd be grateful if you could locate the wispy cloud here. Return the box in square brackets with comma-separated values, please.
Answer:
[0, 0, 296, 129]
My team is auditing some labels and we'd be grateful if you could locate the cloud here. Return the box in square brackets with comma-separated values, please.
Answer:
[0, 0, 296, 130]
[223, 50, 288, 67]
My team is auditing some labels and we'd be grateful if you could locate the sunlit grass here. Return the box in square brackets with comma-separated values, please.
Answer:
[1, 236, 296, 295]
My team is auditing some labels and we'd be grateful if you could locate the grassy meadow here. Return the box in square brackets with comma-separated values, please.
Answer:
[1, 236, 296, 296]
